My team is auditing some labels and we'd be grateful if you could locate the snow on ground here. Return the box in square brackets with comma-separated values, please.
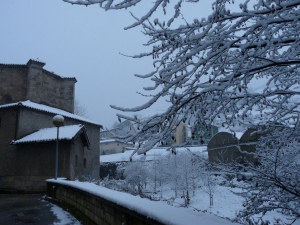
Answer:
[189, 185, 244, 220]
[50, 203, 81, 225]
[48, 178, 239, 225]
[98, 146, 300, 225]
[100, 146, 207, 163]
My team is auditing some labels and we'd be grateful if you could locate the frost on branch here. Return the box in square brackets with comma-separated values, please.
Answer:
[65, 0, 300, 151]
[66, 0, 300, 222]
[64, 0, 300, 151]
[236, 123, 300, 223]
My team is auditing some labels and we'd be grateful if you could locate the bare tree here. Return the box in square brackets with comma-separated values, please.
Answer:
[74, 98, 89, 118]
[123, 160, 148, 196]
[200, 166, 217, 207]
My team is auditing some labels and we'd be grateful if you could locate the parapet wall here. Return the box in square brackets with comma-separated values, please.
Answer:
[46, 181, 164, 225]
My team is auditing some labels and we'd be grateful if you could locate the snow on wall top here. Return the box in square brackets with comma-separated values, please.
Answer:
[47, 179, 238, 225]
[0, 100, 102, 127]
[100, 138, 132, 144]
[11, 124, 84, 144]
[100, 146, 207, 163]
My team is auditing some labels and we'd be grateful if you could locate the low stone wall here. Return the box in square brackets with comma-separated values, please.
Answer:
[46, 181, 164, 225]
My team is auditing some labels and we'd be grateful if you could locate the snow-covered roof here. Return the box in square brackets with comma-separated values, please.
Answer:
[100, 139, 132, 144]
[100, 146, 207, 163]
[11, 124, 89, 146]
[0, 100, 102, 127]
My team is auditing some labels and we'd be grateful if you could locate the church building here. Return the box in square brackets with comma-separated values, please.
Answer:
[0, 59, 102, 192]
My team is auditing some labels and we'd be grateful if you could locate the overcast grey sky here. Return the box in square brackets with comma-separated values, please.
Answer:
[0, 0, 213, 128]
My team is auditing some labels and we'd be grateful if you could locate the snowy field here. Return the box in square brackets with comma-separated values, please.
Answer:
[49, 178, 239, 225]
[100, 146, 208, 163]
[99, 147, 300, 225]
[50, 204, 81, 225]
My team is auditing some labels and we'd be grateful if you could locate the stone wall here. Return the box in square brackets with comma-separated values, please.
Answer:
[0, 65, 27, 104]
[46, 181, 164, 225]
[26, 61, 76, 113]
[0, 60, 76, 113]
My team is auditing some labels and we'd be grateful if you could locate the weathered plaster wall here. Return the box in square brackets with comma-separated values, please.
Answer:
[17, 107, 100, 180]
[0, 106, 100, 193]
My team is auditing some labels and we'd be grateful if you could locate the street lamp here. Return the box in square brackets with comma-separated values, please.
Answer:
[53, 115, 64, 180]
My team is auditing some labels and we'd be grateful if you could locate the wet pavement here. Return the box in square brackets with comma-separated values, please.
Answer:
[0, 194, 65, 225]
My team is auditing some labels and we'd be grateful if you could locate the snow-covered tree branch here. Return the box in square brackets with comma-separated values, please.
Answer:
[65, 0, 300, 151]
[66, 0, 300, 222]
[74, 98, 89, 118]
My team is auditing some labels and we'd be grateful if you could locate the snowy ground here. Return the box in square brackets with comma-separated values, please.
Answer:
[100, 146, 208, 163]
[146, 177, 300, 225]
[99, 147, 300, 225]
[50, 178, 240, 225]
[50, 203, 81, 225]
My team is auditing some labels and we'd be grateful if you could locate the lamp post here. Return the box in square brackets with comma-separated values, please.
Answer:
[53, 115, 64, 180]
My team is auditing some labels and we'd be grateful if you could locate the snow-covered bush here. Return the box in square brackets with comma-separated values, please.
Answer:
[123, 160, 149, 195]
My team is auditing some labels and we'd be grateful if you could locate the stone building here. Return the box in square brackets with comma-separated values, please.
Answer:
[0, 59, 75, 112]
[0, 60, 102, 193]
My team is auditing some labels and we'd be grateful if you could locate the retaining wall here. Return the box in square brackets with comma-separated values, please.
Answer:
[46, 180, 164, 225]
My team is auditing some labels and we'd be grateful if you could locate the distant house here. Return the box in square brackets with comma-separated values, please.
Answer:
[189, 124, 219, 145]
[100, 119, 135, 155]
[0, 60, 102, 193]
[162, 123, 218, 147]
[164, 124, 189, 146]
[100, 139, 132, 155]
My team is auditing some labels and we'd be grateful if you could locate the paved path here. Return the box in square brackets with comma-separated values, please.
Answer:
[0, 194, 78, 225]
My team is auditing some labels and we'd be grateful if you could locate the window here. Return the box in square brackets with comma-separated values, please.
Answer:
[84, 158, 87, 168]
[75, 155, 78, 167]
